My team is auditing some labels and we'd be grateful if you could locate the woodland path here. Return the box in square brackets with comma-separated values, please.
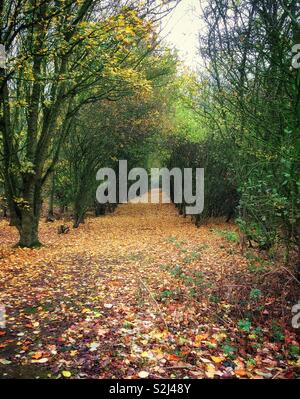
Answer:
[0, 201, 299, 379]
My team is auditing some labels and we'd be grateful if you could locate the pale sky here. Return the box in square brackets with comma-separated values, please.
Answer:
[160, 0, 205, 69]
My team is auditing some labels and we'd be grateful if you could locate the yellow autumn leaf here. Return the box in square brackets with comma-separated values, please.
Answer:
[211, 356, 224, 363]
[205, 364, 216, 378]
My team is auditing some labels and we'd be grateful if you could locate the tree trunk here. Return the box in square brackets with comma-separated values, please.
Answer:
[18, 211, 41, 247]
[46, 172, 55, 221]
[73, 200, 85, 228]
[7, 179, 43, 248]
[73, 212, 85, 228]
[73, 189, 87, 228]
[0, 203, 8, 218]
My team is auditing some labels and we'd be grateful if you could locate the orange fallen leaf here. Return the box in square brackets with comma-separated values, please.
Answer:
[235, 368, 247, 377]
[31, 351, 43, 360]
[167, 354, 180, 361]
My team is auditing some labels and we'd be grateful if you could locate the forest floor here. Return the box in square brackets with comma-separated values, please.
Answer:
[0, 200, 299, 379]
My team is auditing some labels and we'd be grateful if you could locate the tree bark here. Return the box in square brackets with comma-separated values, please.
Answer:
[46, 172, 55, 221]
[14, 180, 43, 248]
[18, 212, 40, 248]
[73, 212, 85, 228]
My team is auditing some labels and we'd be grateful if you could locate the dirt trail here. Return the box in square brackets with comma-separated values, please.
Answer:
[0, 203, 299, 378]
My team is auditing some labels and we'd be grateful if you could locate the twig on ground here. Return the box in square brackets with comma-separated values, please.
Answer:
[138, 277, 169, 330]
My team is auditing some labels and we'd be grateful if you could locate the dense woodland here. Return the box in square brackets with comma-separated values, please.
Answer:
[0, 0, 300, 380]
